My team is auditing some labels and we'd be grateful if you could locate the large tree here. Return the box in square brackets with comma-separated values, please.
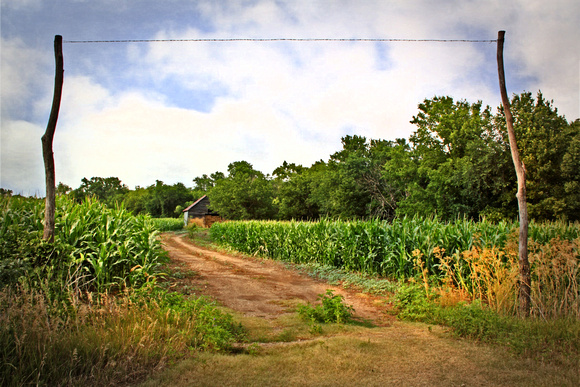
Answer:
[499, 92, 579, 220]
[561, 120, 580, 220]
[274, 161, 321, 220]
[325, 135, 403, 219]
[391, 96, 513, 220]
[208, 161, 276, 220]
[144, 180, 194, 218]
[73, 177, 129, 207]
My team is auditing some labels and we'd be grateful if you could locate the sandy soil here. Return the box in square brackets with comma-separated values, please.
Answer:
[161, 233, 394, 326]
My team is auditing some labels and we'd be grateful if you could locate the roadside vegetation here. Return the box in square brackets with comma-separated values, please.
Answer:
[2, 194, 578, 385]
[210, 219, 580, 366]
[0, 196, 242, 386]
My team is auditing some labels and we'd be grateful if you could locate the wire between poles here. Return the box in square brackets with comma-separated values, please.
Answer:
[63, 38, 497, 44]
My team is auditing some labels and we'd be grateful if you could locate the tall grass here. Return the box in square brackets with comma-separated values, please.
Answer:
[0, 284, 244, 386]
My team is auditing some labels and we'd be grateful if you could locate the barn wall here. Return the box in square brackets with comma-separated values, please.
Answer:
[187, 197, 211, 218]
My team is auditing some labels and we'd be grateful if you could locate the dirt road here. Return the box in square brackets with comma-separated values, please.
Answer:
[146, 233, 578, 386]
[161, 233, 393, 326]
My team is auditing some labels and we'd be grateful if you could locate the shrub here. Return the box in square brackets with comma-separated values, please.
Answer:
[297, 290, 355, 324]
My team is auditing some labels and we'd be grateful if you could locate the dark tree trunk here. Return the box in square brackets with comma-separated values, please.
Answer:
[497, 30, 531, 316]
[42, 35, 64, 242]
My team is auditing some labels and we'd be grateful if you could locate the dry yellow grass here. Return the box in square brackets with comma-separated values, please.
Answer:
[141, 321, 579, 387]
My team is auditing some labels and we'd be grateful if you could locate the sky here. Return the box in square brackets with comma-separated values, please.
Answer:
[1, 0, 579, 196]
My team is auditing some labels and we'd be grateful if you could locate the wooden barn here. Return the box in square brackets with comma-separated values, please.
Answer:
[182, 195, 222, 227]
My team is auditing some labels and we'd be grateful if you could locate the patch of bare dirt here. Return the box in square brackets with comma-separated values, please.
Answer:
[160, 234, 393, 326]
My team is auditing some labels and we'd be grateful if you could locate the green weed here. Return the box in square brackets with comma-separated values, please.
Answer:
[297, 290, 355, 324]
[394, 282, 580, 365]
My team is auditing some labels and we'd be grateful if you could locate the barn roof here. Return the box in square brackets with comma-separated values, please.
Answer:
[183, 195, 208, 212]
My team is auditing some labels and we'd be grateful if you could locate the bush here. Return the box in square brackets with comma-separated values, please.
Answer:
[297, 290, 354, 324]
[394, 283, 580, 363]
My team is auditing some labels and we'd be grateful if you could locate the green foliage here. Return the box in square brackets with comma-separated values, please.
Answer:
[274, 161, 321, 220]
[506, 92, 580, 220]
[0, 195, 167, 291]
[394, 283, 580, 362]
[152, 217, 184, 232]
[297, 289, 354, 324]
[391, 96, 515, 220]
[143, 181, 194, 218]
[208, 161, 276, 220]
[55, 196, 167, 290]
[210, 217, 523, 279]
[394, 283, 435, 321]
[193, 172, 225, 192]
[294, 262, 399, 294]
[72, 176, 129, 207]
[0, 196, 46, 286]
[0, 195, 244, 386]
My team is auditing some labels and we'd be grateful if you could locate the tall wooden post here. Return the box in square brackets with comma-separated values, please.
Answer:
[497, 30, 531, 316]
[42, 35, 64, 242]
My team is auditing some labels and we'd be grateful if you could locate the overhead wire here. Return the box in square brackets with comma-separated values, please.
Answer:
[63, 38, 497, 44]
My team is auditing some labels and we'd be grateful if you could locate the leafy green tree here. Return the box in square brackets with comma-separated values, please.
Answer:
[208, 161, 276, 220]
[72, 177, 129, 206]
[274, 161, 320, 220]
[123, 186, 149, 215]
[309, 154, 369, 219]
[332, 135, 406, 219]
[193, 172, 225, 192]
[561, 120, 580, 220]
[392, 96, 514, 220]
[144, 181, 194, 218]
[56, 182, 72, 196]
[272, 161, 305, 182]
[497, 92, 579, 220]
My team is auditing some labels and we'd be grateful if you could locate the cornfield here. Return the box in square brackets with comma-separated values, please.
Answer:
[210, 217, 580, 318]
[151, 217, 185, 232]
[1, 195, 166, 290]
[210, 217, 521, 278]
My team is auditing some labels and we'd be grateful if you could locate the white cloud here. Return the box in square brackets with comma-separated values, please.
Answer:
[54, 80, 340, 189]
[0, 120, 45, 196]
[1, 0, 578, 195]
[0, 37, 50, 120]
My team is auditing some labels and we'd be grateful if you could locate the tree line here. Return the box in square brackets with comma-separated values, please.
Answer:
[56, 91, 579, 222]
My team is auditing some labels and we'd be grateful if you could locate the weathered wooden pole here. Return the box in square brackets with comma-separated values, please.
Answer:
[497, 30, 531, 316]
[42, 35, 64, 242]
